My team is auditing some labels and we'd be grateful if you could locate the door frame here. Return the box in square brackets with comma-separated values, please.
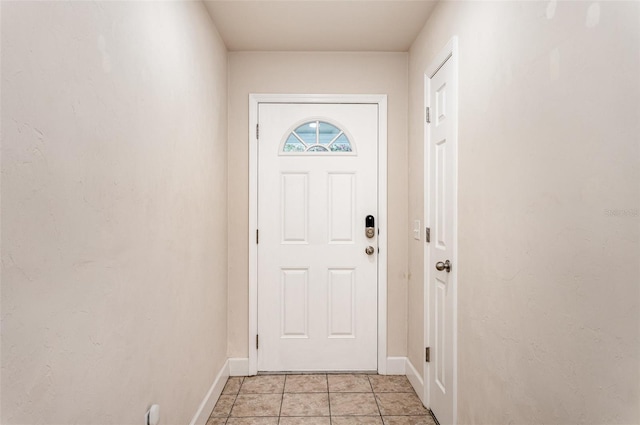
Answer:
[423, 37, 459, 422]
[248, 94, 388, 375]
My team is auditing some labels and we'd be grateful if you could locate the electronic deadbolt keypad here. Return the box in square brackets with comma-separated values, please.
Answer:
[365, 215, 375, 238]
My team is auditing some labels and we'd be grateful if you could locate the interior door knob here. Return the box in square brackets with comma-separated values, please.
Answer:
[365, 246, 375, 255]
[435, 260, 451, 272]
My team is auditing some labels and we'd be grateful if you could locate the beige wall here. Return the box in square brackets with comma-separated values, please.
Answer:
[1, 2, 228, 424]
[227, 52, 409, 359]
[408, 1, 639, 423]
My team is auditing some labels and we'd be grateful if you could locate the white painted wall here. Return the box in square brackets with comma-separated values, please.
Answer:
[1, 2, 228, 424]
[408, 1, 639, 423]
[227, 52, 409, 360]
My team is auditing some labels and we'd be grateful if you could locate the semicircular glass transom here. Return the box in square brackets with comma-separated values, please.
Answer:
[282, 121, 353, 153]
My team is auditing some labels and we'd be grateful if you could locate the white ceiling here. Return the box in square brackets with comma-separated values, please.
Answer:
[203, 1, 438, 52]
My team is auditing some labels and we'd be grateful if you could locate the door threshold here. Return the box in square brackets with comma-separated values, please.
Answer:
[258, 370, 378, 375]
[429, 409, 441, 425]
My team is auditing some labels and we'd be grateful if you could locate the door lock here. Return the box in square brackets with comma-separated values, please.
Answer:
[435, 260, 452, 273]
[365, 215, 375, 238]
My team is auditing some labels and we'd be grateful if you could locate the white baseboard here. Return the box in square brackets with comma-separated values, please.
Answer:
[189, 359, 229, 425]
[385, 357, 407, 375]
[228, 357, 250, 376]
[406, 357, 425, 404]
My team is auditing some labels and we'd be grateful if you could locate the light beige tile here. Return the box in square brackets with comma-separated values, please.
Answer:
[281, 393, 330, 417]
[279, 417, 331, 425]
[223, 377, 245, 395]
[375, 393, 429, 416]
[240, 375, 285, 394]
[231, 394, 282, 417]
[226, 418, 279, 425]
[382, 417, 436, 425]
[368, 375, 413, 393]
[329, 393, 379, 416]
[285, 375, 328, 393]
[206, 417, 227, 425]
[211, 395, 236, 417]
[331, 416, 383, 425]
[328, 374, 372, 393]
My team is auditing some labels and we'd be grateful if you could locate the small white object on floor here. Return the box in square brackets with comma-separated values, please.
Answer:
[146, 404, 160, 425]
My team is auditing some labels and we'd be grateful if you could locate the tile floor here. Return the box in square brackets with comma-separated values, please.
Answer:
[206, 374, 437, 425]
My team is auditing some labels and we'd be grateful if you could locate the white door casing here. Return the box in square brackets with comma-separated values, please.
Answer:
[248, 94, 388, 374]
[424, 38, 458, 425]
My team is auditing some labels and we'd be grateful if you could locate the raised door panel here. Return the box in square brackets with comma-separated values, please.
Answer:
[328, 268, 356, 338]
[281, 173, 309, 244]
[281, 268, 309, 338]
[328, 173, 356, 244]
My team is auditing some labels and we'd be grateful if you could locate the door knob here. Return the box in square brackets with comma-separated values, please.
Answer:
[365, 246, 375, 255]
[435, 260, 451, 272]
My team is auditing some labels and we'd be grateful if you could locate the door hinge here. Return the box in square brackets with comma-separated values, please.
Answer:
[256, 229, 259, 244]
[256, 123, 259, 140]
[425, 347, 430, 362]
[256, 334, 259, 349]
[425, 227, 430, 243]
[426, 107, 431, 124]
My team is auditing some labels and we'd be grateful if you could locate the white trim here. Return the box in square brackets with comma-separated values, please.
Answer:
[248, 94, 388, 375]
[425, 37, 456, 78]
[377, 95, 388, 375]
[406, 357, 425, 405]
[385, 357, 407, 375]
[423, 63, 432, 414]
[249, 96, 259, 376]
[229, 357, 250, 377]
[424, 37, 459, 423]
[451, 37, 459, 425]
[188, 360, 229, 425]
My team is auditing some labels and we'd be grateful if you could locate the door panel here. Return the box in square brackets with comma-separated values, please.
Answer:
[258, 103, 378, 371]
[281, 268, 308, 337]
[328, 268, 356, 337]
[328, 173, 356, 243]
[281, 173, 309, 243]
[435, 139, 448, 249]
[435, 277, 446, 392]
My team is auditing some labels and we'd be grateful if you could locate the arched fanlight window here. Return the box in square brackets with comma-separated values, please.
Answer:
[282, 120, 353, 154]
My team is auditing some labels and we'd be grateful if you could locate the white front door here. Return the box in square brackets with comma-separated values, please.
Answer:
[257, 102, 379, 371]
[427, 54, 457, 424]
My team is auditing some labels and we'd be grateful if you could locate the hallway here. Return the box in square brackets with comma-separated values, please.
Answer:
[2, 1, 639, 424]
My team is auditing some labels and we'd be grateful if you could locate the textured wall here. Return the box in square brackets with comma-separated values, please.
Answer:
[408, 1, 639, 423]
[227, 52, 409, 360]
[1, 2, 228, 424]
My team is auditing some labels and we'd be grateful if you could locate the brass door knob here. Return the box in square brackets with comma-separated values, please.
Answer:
[365, 246, 375, 255]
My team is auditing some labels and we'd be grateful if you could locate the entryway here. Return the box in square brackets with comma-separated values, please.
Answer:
[248, 95, 388, 374]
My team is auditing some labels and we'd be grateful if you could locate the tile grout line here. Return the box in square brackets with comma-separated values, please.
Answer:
[225, 376, 244, 425]
[277, 375, 286, 424]
[368, 374, 385, 424]
[232, 376, 247, 423]
[326, 373, 332, 425]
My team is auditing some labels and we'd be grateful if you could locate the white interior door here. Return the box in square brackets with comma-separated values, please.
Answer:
[257, 103, 378, 371]
[427, 54, 457, 424]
